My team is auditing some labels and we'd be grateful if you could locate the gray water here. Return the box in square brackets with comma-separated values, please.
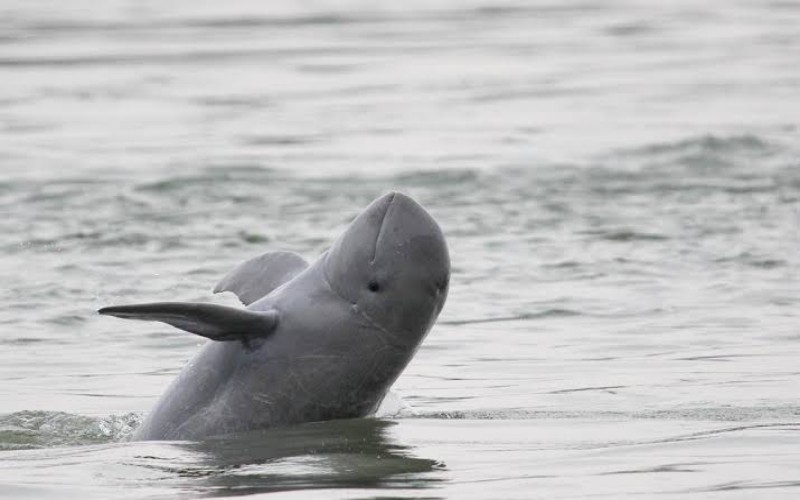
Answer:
[2, 0, 800, 498]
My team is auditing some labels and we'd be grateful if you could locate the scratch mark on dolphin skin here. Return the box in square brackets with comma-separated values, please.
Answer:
[252, 393, 275, 410]
[288, 365, 315, 400]
[353, 304, 394, 345]
[295, 354, 345, 361]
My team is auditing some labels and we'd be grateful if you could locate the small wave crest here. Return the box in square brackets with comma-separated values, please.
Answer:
[611, 133, 785, 175]
[438, 308, 579, 326]
[414, 406, 800, 423]
[0, 410, 141, 450]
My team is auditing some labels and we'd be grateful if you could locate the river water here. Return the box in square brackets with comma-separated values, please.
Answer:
[2, 0, 800, 498]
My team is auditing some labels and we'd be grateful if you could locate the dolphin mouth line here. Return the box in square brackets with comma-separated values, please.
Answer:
[371, 192, 396, 264]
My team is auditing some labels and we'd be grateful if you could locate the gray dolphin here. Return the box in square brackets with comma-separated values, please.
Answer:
[99, 192, 450, 441]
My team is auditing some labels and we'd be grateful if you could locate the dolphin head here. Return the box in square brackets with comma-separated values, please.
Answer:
[324, 192, 450, 343]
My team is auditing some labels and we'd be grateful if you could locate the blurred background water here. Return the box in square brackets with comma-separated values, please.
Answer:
[1, 0, 800, 498]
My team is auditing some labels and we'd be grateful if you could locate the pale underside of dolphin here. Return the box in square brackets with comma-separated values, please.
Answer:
[99, 192, 450, 441]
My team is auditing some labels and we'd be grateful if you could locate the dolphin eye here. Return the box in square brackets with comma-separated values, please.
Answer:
[368, 280, 380, 292]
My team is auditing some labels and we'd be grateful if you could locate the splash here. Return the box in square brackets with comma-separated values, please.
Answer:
[0, 410, 142, 450]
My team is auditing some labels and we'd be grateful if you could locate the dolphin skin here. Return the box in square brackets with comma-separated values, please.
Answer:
[99, 192, 450, 441]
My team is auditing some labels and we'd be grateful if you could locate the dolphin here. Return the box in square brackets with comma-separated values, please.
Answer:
[99, 192, 450, 441]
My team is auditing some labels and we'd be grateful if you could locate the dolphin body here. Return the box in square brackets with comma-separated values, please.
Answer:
[99, 193, 450, 441]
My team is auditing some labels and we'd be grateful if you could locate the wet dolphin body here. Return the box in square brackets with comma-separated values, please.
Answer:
[99, 193, 450, 441]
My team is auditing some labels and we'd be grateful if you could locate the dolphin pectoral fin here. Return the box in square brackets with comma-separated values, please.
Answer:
[213, 251, 309, 305]
[98, 302, 279, 342]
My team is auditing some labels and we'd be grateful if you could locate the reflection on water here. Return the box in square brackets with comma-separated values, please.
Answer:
[171, 419, 442, 497]
[0, 418, 444, 499]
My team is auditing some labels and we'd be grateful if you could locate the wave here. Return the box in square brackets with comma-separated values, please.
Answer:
[0, 411, 141, 450]
[4, 404, 799, 453]
[414, 405, 800, 423]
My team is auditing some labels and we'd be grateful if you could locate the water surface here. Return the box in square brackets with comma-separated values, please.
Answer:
[2, 0, 800, 498]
